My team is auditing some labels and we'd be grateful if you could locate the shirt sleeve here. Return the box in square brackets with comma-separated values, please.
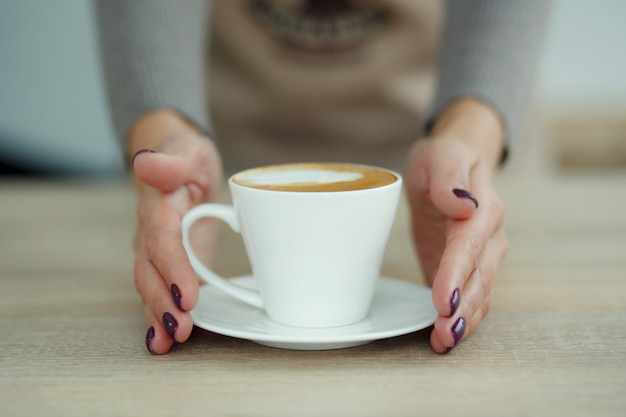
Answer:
[425, 0, 551, 159]
[96, 0, 213, 147]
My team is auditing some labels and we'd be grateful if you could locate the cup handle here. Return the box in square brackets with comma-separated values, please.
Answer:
[181, 204, 263, 308]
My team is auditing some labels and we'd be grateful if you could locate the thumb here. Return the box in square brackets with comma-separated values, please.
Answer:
[131, 149, 190, 192]
[427, 139, 480, 220]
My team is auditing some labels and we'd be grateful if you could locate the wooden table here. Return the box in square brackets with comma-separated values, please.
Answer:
[1, 169, 625, 416]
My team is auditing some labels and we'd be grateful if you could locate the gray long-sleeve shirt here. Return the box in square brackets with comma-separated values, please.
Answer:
[97, 0, 550, 171]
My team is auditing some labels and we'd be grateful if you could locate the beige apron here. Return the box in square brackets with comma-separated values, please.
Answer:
[208, 0, 442, 175]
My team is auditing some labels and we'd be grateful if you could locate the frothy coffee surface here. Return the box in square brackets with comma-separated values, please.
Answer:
[232, 163, 397, 192]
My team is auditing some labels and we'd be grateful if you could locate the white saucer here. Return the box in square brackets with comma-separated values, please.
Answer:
[191, 276, 437, 350]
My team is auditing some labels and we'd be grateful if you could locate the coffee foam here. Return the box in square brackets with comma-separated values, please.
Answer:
[232, 163, 397, 192]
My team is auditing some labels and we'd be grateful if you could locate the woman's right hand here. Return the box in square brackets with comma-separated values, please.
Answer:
[128, 110, 223, 354]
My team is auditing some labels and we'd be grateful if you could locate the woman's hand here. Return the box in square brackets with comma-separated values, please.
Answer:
[404, 99, 509, 353]
[128, 110, 223, 354]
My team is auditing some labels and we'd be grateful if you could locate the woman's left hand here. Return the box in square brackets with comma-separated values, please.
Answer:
[404, 99, 510, 353]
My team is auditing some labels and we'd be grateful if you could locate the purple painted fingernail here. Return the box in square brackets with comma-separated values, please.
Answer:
[452, 188, 479, 208]
[171, 284, 184, 311]
[449, 288, 460, 317]
[145, 326, 155, 354]
[443, 346, 453, 354]
[451, 317, 466, 346]
[131, 149, 155, 166]
[162, 312, 178, 342]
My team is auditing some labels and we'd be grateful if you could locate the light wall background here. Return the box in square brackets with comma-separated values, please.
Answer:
[536, 0, 626, 112]
[0, 0, 624, 177]
[0, 0, 122, 176]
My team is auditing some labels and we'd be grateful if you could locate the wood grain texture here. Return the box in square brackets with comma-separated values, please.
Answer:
[1, 171, 625, 417]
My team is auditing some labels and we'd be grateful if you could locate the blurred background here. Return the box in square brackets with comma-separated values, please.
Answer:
[0, 0, 625, 178]
[0, 0, 122, 177]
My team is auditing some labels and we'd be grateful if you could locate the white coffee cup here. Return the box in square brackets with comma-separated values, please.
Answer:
[182, 162, 402, 328]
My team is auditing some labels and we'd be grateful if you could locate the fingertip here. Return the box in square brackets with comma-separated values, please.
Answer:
[147, 325, 175, 355]
[131, 149, 155, 166]
[430, 186, 477, 220]
[430, 327, 449, 354]
[424, 139, 479, 219]
[176, 315, 194, 343]
[452, 188, 479, 209]
[133, 151, 189, 191]
[182, 287, 199, 313]
[145, 326, 156, 354]
[172, 279, 200, 313]
[431, 271, 459, 317]
[449, 287, 460, 317]
[171, 283, 185, 311]
[162, 311, 194, 344]
[452, 316, 467, 346]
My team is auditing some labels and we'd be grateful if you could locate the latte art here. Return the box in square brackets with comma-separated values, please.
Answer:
[232, 163, 397, 192]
